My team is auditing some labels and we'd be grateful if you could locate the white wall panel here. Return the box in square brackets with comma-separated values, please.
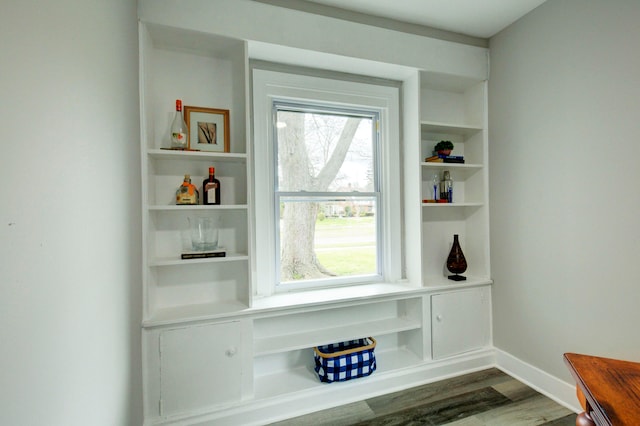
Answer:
[489, 0, 640, 381]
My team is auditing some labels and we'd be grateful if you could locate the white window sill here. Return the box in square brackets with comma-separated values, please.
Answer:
[250, 282, 424, 312]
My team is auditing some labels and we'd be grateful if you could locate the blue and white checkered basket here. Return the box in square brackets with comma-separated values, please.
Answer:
[313, 337, 377, 383]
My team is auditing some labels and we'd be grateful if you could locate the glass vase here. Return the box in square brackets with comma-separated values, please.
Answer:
[446, 234, 467, 281]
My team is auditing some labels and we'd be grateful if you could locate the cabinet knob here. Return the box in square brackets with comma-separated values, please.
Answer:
[436, 315, 443, 322]
[225, 347, 237, 357]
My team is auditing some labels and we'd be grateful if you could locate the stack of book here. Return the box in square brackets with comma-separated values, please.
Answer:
[425, 154, 465, 164]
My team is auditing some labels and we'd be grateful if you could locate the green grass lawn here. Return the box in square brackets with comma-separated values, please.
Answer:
[316, 216, 374, 228]
[315, 216, 376, 275]
[316, 247, 376, 275]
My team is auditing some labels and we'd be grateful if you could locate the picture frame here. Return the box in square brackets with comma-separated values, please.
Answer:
[184, 106, 230, 152]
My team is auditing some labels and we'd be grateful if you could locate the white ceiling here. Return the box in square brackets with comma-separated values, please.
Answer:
[303, 0, 548, 38]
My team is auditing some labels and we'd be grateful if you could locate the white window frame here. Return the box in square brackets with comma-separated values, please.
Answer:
[252, 68, 402, 297]
[274, 101, 383, 289]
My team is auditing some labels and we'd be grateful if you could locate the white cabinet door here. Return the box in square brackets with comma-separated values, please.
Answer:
[159, 321, 242, 416]
[431, 287, 490, 359]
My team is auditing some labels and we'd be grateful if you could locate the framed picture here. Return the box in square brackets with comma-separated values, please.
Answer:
[184, 106, 230, 152]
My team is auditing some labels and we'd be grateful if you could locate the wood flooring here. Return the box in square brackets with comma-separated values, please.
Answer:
[270, 368, 577, 426]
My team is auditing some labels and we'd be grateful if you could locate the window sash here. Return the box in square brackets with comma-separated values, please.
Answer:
[276, 194, 383, 289]
[273, 102, 383, 289]
[272, 100, 380, 194]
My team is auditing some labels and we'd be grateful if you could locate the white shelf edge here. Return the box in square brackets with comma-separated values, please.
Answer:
[254, 317, 422, 356]
[143, 300, 250, 328]
[250, 283, 422, 312]
[149, 253, 249, 267]
[421, 202, 483, 207]
[147, 148, 247, 161]
[420, 120, 483, 136]
[423, 276, 493, 291]
[148, 204, 249, 211]
[420, 162, 482, 169]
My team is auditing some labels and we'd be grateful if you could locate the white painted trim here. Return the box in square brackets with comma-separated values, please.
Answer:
[252, 68, 402, 297]
[494, 348, 581, 414]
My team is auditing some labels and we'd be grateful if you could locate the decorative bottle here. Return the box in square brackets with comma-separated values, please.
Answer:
[446, 234, 467, 281]
[171, 99, 188, 149]
[202, 167, 221, 205]
[440, 170, 453, 203]
[176, 174, 199, 205]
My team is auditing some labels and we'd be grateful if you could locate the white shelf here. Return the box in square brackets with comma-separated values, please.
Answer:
[147, 148, 247, 162]
[253, 347, 423, 400]
[421, 162, 482, 180]
[254, 317, 422, 356]
[143, 300, 250, 328]
[149, 253, 249, 267]
[253, 365, 319, 399]
[423, 276, 493, 290]
[421, 162, 482, 170]
[420, 121, 483, 137]
[376, 346, 424, 371]
[148, 204, 248, 211]
[421, 202, 483, 208]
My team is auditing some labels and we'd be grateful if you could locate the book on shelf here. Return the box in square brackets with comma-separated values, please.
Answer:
[425, 155, 465, 164]
[181, 248, 227, 259]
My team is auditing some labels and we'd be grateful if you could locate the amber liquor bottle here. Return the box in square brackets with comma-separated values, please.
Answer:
[176, 174, 199, 205]
[202, 167, 221, 205]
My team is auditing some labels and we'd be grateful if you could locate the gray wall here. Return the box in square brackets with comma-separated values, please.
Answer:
[489, 0, 640, 381]
[0, 0, 142, 424]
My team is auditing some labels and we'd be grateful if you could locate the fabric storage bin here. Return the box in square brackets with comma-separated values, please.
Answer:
[313, 337, 377, 383]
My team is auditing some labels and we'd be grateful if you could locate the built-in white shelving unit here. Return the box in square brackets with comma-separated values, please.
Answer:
[139, 22, 251, 330]
[418, 71, 491, 288]
[138, 16, 492, 426]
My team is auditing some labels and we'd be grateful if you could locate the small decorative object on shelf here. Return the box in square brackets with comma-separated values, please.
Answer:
[184, 106, 230, 152]
[447, 234, 467, 281]
[202, 167, 221, 205]
[439, 170, 453, 203]
[434, 140, 454, 156]
[188, 216, 220, 250]
[429, 173, 439, 202]
[176, 174, 199, 205]
[170, 99, 188, 149]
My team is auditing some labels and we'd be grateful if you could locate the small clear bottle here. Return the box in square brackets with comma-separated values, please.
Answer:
[440, 170, 453, 203]
[171, 99, 188, 149]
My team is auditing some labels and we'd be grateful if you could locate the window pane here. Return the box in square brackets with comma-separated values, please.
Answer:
[276, 109, 375, 192]
[278, 199, 378, 283]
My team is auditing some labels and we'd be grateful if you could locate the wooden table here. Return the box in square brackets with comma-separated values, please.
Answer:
[564, 353, 640, 425]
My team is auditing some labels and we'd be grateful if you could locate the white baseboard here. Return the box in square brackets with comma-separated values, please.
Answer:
[493, 348, 581, 413]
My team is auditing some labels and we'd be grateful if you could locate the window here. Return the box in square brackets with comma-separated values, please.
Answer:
[274, 102, 381, 288]
[253, 69, 401, 295]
